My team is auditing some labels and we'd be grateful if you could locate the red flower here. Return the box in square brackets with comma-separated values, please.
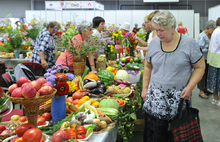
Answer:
[126, 47, 130, 52]
[56, 82, 69, 96]
[122, 32, 127, 35]
[55, 31, 63, 35]
[129, 37, 135, 42]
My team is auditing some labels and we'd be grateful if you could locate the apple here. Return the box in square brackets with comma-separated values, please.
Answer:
[30, 80, 42, 91]
[36, 78, 47, 85]
[11, 115, 20, 121]
[0, 129, 10, 135]
[22, 84, 37, 98]
[8, 84, 18, 93]
[42, 83, 53, 88]
[11, 87, 23, 98]
[16, 77, 29, 87]
[0, 125, 6, 133]
[38, 86, 53, 96]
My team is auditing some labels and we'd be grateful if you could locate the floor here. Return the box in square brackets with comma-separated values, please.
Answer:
[129, 86, 220, 142]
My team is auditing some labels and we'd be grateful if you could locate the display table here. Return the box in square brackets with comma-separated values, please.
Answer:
[2, 58, 31, 68]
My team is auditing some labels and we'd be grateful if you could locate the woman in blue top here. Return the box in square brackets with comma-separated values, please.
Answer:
[142, 10, 205, 142]
[197, 20, 216, 99]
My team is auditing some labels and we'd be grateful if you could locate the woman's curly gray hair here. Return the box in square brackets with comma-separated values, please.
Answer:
[205, 20, 216, 29]
[151, 10, 176, 29]
[78, 21, 93, 34]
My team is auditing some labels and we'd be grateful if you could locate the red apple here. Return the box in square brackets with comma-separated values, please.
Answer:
[11, 87, 23, 98]
[21, 82, 31, 89]
[36, 78, 47, 85]
[42, 83, 53, 88]
[8, 84, 18, 94]
[16, 77, 29, 87]
[30, 80, 42, 91]
[38, 86, 53, 96]
[22, 84, 37, 98]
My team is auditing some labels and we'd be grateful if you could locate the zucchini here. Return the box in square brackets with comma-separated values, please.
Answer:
[97, 108, 119, 121]
[82, 67, 90, 80]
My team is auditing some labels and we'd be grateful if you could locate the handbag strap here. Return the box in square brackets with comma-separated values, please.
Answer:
[177, 98, 191, 119]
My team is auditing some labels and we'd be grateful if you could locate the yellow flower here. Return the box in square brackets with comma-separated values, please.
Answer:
[115, 34, 118, 37]
[2, 19, 5, 22]
[117, 30, 119, 32]
[7, 26, 11, 29]
[2, 27, 4, 30]
[108, 45, 111, 47]
[110, 47, 113, 52]
[67, 81, 75, 92]
[69, 25, 75, 29]
[112, 24, 115, 26]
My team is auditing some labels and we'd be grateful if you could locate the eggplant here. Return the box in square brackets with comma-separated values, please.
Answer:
[94, 125, 101, 131]
[84, 79, 91, 85]
[98, 88, 105, 94]
[96, 80, 104, 87]
[99, 84, 106, 92]
[89, 88, 100, 94]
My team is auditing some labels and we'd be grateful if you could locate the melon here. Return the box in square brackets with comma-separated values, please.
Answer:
[97, 70, 114, 86]
[115, 70, 129, 81]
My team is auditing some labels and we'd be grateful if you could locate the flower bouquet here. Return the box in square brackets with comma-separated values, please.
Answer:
[44, 64, 75, 122]
[125, 62, 143, 84]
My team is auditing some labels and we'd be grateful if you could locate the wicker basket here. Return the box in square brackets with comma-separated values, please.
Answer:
[5, 88, 57, 127]
[93, 121, 116, 134]
[112, 90, 132, 98]
[0, 121, 24, 141]
[39, 102, 51, 115]
[72, 55, 86, 76]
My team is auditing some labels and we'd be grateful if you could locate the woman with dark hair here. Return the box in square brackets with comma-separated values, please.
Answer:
[92, 16, 105, 57]
[207, 17, 220, 106]
[31, 21, 61, 68]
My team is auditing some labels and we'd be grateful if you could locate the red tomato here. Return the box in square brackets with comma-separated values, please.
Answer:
[66, 97, 74, 103]
[42, 112, 52, 121]
[51, 130, 69, 142]
[38, 115, 41, 119]
[130, 32, 135, 36]
[11, 137, 23, 142]
[68, 128, 77, 139]
[17, 116, 27, 122]
[37, 117, 46, 126]
[76, 134, 86, 139]
[72, 92, 83, 100]
[72, 99, 79, 105]
[22, 128, 43, 142]
[77, 126, 87, 134]
[119, 100, 125, 106]
[15, 123, 35, 137]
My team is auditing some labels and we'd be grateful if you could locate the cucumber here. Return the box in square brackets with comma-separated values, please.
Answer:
[82, 67, 90, 80]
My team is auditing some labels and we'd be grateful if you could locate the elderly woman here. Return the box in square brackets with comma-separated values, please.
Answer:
[142, 10, 205, 141]
[31, 21, 61, 68]
[197, 20, 216, 99]
[56, 21, 97, 74]
[207, 17, 220, 106]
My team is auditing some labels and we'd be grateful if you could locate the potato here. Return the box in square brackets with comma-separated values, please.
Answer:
[121, 86, 126, 90]
[117, 89, 123, 94]
[123, 87, 131, 94]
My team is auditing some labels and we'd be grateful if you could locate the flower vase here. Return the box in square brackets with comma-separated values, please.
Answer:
[51, 95, 66, 123]
[14, 49, 20, 59]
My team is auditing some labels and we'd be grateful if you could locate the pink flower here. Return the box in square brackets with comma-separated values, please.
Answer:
[115, 45, 121, 50]
[116, 40, 120, 44]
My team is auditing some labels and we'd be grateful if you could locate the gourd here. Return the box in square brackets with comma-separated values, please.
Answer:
[115, 70, 129, 81]
[83, 73, 99, 81]
[99, 97, 119, 110]
[97, 108, 119, 121]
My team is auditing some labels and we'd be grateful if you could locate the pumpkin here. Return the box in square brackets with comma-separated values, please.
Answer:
[115, 70, 129, 81]
[83, 73, 99, 81]
[99, 97, 119, 110]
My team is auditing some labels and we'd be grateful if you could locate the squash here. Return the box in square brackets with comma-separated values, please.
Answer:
[99, 97, 119, 110]
[83, 73, 99, 81]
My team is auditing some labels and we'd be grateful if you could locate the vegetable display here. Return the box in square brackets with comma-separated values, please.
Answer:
[97, 70, 115, 86]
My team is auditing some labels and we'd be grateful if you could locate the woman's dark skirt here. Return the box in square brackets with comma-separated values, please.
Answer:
[143, 113, 174, 142]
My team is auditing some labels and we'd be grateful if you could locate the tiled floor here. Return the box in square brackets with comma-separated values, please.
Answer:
[129, 86, 220, 142]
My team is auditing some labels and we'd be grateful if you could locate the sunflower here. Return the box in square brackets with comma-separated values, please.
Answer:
[56, 82, 69, 96]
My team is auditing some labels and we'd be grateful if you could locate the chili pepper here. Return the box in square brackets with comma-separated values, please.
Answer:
[126, 47, 130, 52]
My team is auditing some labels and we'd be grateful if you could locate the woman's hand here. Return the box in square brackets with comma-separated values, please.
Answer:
[41, 60, 48, 68]
[131, 35, 138, 40]
[136, 47, 148, 52]
[181, 86, 192, 100]
[89, 70, 97, 74]
[141, 89, 148, 101]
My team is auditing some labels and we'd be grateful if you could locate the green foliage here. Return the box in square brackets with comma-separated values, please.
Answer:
[26, 28, 41, 40]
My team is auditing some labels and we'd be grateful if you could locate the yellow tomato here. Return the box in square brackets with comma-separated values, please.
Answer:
[90, 99, 96, 104]
[106, 66, 114, 72]
[91, 101, 99, 107]
[82, 96, 90, 101]
[78, 98, 87, 106]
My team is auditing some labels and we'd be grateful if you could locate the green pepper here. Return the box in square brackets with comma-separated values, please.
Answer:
[84, 124, 97, 130]
[86, 127, 93, 137]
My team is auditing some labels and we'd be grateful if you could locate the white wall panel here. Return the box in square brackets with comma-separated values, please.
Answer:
[194, 13, 200, 41]
[46, 11, 56, 22]
[72, 11, 86, 24]
[116, 10, 132, 31]
[208, 5, 220, 21]
[103, 11, 116, 26]
[62, 11, 71, 24]
[55, 11, 62, 23]
[132, 10, 147, 29]
[40, 11, 46, 22]
[25, 10, 41, 22]
[85, 11, 95, 24]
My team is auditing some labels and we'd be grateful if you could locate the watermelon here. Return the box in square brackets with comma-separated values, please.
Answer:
[97, 70, 114, 86]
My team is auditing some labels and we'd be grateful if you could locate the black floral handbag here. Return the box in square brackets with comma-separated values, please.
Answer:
[168, 99, 203, 142]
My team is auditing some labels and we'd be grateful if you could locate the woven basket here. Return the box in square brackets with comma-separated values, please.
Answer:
[73, 55, 86, 76]
[39, 102, 51, 115]
[5, 89, 57, 127]
[0, 121, 24, 141]
[112, 90, 132, 98]
[93, 121, 116, 134]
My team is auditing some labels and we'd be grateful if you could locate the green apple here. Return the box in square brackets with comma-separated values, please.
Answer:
[130, 59, 134, 62]
[11, 115, 20, 121]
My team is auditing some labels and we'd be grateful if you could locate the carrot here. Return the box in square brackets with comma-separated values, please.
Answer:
[96, 108, 113, 123]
